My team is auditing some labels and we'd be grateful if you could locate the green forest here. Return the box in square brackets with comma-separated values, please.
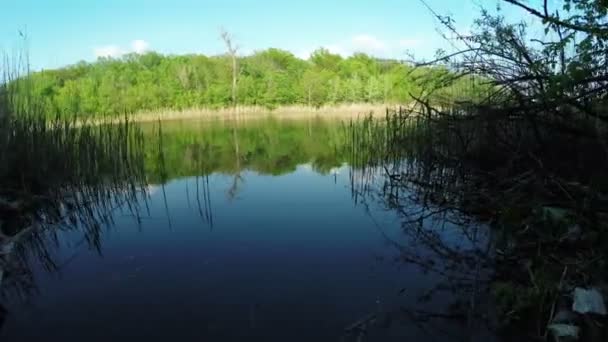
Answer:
[25, 48, 485, 118]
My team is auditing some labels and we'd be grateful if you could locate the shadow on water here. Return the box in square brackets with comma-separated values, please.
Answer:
[344, 112, 497, 341]
[0, 112, 498, 341]
[0, 117, 152, 321]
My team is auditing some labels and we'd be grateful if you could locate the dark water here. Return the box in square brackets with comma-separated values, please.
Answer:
[0, 118, 494, 341]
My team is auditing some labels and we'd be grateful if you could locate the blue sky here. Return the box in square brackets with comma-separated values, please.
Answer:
[1, 0, 526, 70]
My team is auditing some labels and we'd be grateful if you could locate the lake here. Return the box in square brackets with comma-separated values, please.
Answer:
[0, 117, 494, 341]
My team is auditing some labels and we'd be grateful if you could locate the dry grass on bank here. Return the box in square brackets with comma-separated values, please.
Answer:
[89, 103, 408, 125]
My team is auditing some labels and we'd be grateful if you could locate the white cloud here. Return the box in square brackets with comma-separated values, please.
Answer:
[94, 45, 124, 58]
[325, 43, 349, 57]
[294, 48, 313, 59]
[240, 47, 254, 57]
[321, 34, 419, 59]
[131, 40, 150, 54]
[93, 40, 151, 59]
[351, 34, 387, 54]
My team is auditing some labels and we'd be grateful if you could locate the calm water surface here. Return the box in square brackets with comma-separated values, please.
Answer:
[0, 118, 493, 341]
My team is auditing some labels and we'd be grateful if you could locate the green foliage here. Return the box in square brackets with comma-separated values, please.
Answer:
[20, 49, 487, 118]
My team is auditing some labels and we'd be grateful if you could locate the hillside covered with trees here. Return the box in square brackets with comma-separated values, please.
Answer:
[25, 48, 485, 118]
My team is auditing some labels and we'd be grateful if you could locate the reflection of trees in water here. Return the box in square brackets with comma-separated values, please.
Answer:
[0, 120, 153, 327]
[155, 122, 215, 228]
[182, 141, 215, 226]
[1, 180, 149, 300]
[347, 118, 496, 340]
[228, 117, 245, 202]
[1, 120, 229, 317]
[226, 173, 244, 202]
[143, 117, 348, 179]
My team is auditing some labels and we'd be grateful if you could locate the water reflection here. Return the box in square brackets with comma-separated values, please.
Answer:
[0, 116, 495, 341]
[347, 165, 494, 341]
[0, 120, 150, 334]
[346, 116, 496, 341]
[140, 117, 348, 180]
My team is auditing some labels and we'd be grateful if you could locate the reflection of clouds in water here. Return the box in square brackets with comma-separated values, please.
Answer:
[145, 185, 159, 196]
[329, 163, 349, 175]
[297, 163, 349, 177]
[297, 164, 313, 172]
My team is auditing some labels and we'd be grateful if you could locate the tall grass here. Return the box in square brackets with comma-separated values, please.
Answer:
[0, 52, 150, 300]
[0, 69, 148, 200]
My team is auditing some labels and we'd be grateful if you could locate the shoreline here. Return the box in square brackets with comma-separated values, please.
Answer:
[79, 103, 409, 126]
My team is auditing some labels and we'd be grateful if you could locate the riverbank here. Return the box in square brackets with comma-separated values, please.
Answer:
[81, 103, 410, 126]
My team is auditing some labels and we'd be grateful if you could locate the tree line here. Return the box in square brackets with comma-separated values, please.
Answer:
[24, 48, 487, 118]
